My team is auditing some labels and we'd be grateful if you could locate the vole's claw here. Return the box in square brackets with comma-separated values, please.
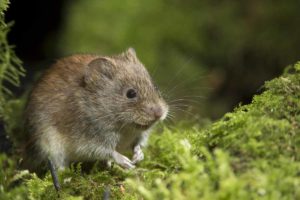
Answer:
[132, 145, 144, 164]
[121, 155, 135, 169]
[123, 160, 135, 169]
[112, 151, 135, 169]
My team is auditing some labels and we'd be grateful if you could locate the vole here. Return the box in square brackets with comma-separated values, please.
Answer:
[24, 48, 168, 171]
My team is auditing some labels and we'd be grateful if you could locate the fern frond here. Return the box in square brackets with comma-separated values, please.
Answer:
[0, 0, 25, 120]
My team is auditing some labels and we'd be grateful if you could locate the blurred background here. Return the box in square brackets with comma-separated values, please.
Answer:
[5, 0, 300, 120]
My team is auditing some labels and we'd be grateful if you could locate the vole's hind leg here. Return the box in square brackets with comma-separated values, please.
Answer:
[39, 126, 68, 191]
[49, 153, 68, 170]
[39, 126, 69, 169]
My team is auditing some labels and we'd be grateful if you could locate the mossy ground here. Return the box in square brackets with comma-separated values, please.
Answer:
[1, 63, 300, 199]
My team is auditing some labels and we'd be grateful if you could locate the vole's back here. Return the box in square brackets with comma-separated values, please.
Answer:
[27, 55, 97, 120]
[24, 55, 98, 169]
[30, 55, 96, 101]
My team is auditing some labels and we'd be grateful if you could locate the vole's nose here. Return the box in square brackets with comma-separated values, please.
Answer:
[146, 105, 163, 120]
[153, 106, 163, 120]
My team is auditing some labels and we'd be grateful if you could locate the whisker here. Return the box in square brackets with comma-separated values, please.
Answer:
[163, 74, 210, 97]
[164, 58, 193, 88]
[170, 107, 196, 118]
[168, 99, 203, 104]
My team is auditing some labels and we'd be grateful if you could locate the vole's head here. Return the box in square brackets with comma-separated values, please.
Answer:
[83, 48, 168, 130]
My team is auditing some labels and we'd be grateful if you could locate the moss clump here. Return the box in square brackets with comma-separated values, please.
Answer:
[1, 63, 300, 199]
[129, 62, 300, 200]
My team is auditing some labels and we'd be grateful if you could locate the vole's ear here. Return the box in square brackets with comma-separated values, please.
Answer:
[84, 57, 115, 85]
[123, 47, 138, 63]
[127, 47, 136, 57]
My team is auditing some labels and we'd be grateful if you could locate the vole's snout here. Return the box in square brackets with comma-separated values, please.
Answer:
[145, 104, 166, 121]
[152, 106, 163, 120]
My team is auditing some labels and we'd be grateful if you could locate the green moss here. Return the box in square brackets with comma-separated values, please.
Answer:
[1, 63, 300, 199]
[124, 62, 300, 199]
[0, 63, 300, 199]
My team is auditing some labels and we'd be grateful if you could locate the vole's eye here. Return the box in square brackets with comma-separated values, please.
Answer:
[126, 89, 137, 99]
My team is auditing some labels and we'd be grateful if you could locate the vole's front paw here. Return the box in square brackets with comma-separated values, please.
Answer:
[132, 145, 144, 164]
[112, 151, 135, 169]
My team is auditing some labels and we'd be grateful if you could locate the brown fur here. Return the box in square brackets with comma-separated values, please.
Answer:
[24, 48, 168, 171]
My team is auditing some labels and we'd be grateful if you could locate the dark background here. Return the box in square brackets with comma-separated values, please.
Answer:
[2, 0, 300, 152]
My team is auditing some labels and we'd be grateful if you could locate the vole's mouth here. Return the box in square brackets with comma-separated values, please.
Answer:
[133, 122, 152, 130]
